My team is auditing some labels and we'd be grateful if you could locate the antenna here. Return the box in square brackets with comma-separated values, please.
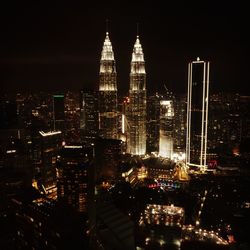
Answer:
[106, 19, 109, 34]
[163, 84, 168, 92]
[137, 22, 139, 37]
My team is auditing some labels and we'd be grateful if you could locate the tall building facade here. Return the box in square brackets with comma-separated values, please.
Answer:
[57, 145, 93, 213]
[173, 94, 186, 153]
[146, 93, 161, 154]
[186, 58, 210, 170]
[159, 100, 174, 158]
[98, 32, 118, 139]
[94, 138, 123, 183]
[33, 130, 62, 196]
[80, 89, 99, 144]
[52, 94, 65, 131]
[128, 36, 146, 155]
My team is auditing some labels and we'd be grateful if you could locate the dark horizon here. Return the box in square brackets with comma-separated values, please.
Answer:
[0, 1, 249, 95]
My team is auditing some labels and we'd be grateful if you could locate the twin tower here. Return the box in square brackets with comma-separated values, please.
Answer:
[99, 32, 146, 155]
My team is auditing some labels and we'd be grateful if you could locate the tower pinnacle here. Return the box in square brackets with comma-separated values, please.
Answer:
[137, 22, 139, 38]
[106, 19, 109, 34]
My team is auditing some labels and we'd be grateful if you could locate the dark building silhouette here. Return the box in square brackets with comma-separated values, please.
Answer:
[52, 94, 65, 131]
[57, 145, 94, 214]
[32, 130, 62, 196]
[0, 99, 18, 129]
[94, 137, 123, 183]
[80, 89, 99, 144]
[11, 196, 86, 250]
[146, 94, 161, 154]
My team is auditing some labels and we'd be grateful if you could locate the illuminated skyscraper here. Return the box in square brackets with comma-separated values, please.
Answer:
[159, 100, 174, 158]
[98, 32, 118, 139]
[128, 36, 146, 155]
[173, 94, 186, 152]
[186, 58, 210, 170]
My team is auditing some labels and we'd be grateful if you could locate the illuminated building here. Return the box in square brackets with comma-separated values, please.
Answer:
[98, 32, 118, 139]
[137, 204, 184, 249]
[52, 94, 65, 131]
[159, 100, 174, 158]
[127, 35, 146, 155]
[140, 204, 185, 227]
[116, 96, 131, 153]
[33, 130, 62, 196]
[173, 161, 190, 181]
[80, 89, 99, 144]
[56, 145, 93, 213]
[173, 94, 186, 152]
[186, 58, 210, 170]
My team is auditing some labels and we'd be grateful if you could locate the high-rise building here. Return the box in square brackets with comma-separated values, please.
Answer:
[159, 100, 174, 158]
[52, 94, 65, 131]
[0, 99, 18, 129]
[127, 35, 146, 155]
[173, 94, 186, 153]
[33, 130, 62, 196]
[186, 58, 210, 170]
[94, 137, 123, 183]
[98, 32, 118, 139]
[80, 89, 99, 144]
[146, 93, 161, 154]
[208, 93, 242, 153]
[57, 145, 93, 213]
[12, 197, 86, 250]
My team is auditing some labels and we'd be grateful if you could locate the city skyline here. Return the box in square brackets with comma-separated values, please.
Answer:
[0, 1, 249, 95]
[1, 2, 250, 249]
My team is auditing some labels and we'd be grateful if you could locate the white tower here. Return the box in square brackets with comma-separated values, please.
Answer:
[127, 35, 146, 155]
[186, 58, 210, 171]
[98, 32, 118, 139]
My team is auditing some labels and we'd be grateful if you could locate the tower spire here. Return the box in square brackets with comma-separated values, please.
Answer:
[137, 22, 139, 38]
[106, 19, 109, 34]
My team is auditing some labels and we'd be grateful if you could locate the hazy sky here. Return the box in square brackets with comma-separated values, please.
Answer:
[0, 1, 249, 95]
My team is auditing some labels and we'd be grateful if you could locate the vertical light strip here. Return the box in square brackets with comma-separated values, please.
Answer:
[201, 62, 206, 168]
[186, 62, 191, 165]
[188, 63, 193, 163]
[204, 61, 210, 167]
[122, 114, 125, 134]
[185, 63, 189, 165]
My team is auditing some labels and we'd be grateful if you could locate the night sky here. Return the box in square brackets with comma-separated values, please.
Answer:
[0, 1, 249, 95]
